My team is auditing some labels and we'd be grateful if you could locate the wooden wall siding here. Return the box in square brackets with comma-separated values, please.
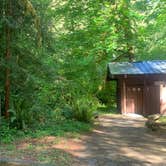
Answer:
[144, 86, 160, 115]
[121, 80, 126, 114]
[117, 75, 166, 115]
[160, 85, 166, 115]
[112, 74, 166, 115]
[116, 80, 121, 113]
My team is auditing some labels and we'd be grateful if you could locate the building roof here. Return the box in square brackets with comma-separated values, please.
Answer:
[107, 60, 166, 76]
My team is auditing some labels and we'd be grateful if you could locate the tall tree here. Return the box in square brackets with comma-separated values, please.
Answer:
[4, 0, 12, 118]
[3, 0, 41, 118]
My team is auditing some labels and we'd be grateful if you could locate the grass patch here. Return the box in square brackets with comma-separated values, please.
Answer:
[97, 105, 118, 115]
[0, 119, 92, 144]
[30, 119, 92, 138]
[158, 116, 166, 123]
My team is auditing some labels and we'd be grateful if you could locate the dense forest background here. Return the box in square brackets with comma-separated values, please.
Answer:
[0, 0, 166, 134]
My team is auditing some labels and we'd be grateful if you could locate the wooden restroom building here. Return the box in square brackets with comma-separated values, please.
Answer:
[107, 60, 166, 115]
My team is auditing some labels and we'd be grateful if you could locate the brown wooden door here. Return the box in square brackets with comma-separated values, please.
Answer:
[126, 86, 143, 114]
[144, 86, 160, 115]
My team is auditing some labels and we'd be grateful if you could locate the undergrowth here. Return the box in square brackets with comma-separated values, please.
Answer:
[98, 104, 118, 115]
[0, 118, 92, 144]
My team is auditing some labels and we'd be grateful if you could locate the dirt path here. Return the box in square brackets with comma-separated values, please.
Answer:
[58, 115, 166, 166]
[1, 115, 166, 166]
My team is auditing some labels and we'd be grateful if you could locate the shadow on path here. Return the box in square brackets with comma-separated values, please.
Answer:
[68, 115, 166, 166]
[1, 115, 166, 166]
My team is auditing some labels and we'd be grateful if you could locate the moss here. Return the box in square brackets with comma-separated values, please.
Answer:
[158, 116, 166, 123]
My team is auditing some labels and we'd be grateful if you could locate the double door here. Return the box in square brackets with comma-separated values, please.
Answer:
[126, 85, 160, 115]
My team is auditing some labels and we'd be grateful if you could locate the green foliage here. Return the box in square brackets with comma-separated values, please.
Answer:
[0, 117, 92, 143]
[9, 99, 31, 129]
[97, 81, 117, 107]
[135, 0, 166, 60]
[37, 119, 92, 137]
[71, 96, 99, 122]
[0, 118, 17, 143]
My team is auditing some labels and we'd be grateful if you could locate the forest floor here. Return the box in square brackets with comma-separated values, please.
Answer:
[1, 114, 166, 166]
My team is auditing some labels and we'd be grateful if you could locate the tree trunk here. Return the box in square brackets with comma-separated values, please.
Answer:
[4, 0, 12, 119]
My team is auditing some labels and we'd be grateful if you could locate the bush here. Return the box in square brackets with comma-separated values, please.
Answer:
[61, 106, 74, 119]
[71, 96, 99, 122]
[0, 118, 17, 143]
[97, 81, 117, 108]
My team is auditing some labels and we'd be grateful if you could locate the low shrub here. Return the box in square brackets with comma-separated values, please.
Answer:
[0, 118, 17, 143]
[71, 96, 100, 122]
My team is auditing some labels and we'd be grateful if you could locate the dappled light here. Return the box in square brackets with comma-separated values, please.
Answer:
[1, 115, 166, 165]
[64, 115, 166, 165]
